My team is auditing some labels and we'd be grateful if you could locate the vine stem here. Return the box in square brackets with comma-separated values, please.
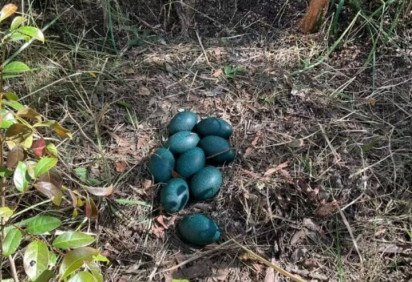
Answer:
[0, 37, 6, 282]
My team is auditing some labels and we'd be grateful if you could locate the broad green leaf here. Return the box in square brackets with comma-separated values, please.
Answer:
[68, 271, 97, 282]
[4, 91, 19, 100]
[46, 143, 58, 157]
[26, 215, 61, 235]
[0, 4, 17, 22]
[85, 262, 103, 282]
[3, 100, 25, 111]
[34, 157, 58, 178]
[59, 247, 99, 280]
[0, 167, 13, 178]
[13, 161, 30, 192]
[8, 31, 30, 42]
[6, 145, 25, 169]
[0, 207, 14, 221]
[92, 254, 109, 263]
[0, 109, 17, 129]
[48, 251, 58, 267]
[3, 227, 22, 256]
[10, 16, 26, 30]
[53, 232, 95, 250]
[3, 61, 30, 74]
[16, 26, 45, 42]
[23, 240, 49, 281]
[33, 270, 54, 282]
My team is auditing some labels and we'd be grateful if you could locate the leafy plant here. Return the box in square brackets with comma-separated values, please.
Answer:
[0, 4, 110, 281]
[223, 65, 246, 80]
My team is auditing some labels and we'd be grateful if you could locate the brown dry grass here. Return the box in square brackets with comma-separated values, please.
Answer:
[14, 0, 412, 281]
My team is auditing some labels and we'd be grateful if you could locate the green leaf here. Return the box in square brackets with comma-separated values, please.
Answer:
[33, 270, 54, 282]
[0, 206, 14, 221]
[68, 271, 97, 282]
[8, 31, 30, 42]
[3, 61, 31, 74]
[0, 109, 17, 129]
[16, 26, 45, 42]
[3, 100, 25, 111]
[52, 232, 95, 250]
[48, 251, 58, 267]
[85, 262, 103, 282]
[13, 161, 30, 192]
[34, 157, 58, 178]
[46, 143, 58, 157]
[3, 228, 22, 256]
[0, 4, 17, 23]
[10, 16, 26, 30]
[74, 167, 87, 182]
[23, 240, 49, 281]
[26, 215, 61, 235]
[59, 247, 99, 280]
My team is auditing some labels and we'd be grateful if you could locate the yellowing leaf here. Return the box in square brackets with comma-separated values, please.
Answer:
[17, 107, 42, 122]
[10, 16, 26, 30]
[5, 123, 32, 142]
[50, 121, 72, 139]
[68, 271, 97, 282]
[0, 206, 14, 221]
[0, 4, 17, 23]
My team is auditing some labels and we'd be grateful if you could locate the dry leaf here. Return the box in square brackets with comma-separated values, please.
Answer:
[300, 0, 330, 34]
[264, 161, 289, 177]
[138, 86, 151, 96]
[212, 69, 223, 78]
[115, 161, 127, 172]
[315, 200, 339, 217]
[142, 179, 152, 190]
[6, 145, 24, 169]
[85, 185, 114, 197]
[264, 258, 277, 282]
[290, 230, 307, 246]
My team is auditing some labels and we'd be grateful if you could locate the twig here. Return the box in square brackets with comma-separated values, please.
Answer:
[8, 255, 19, 282]
[338, 208, 364, 266]
[195, 30, 213, 69]
[233, 240, 306, 282]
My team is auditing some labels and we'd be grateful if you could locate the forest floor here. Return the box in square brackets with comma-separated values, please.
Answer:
[17, 0, 412, 281]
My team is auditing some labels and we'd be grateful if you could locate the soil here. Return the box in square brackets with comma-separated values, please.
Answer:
[14, 0, 412, 281]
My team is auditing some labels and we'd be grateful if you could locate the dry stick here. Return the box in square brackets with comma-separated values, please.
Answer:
[338, 208, 364, 266]
[8, 256, 19, 282]
[232, 240, 306, 282]
[195, 30, 213, 69]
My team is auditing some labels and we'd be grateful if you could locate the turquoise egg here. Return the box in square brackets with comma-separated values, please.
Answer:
[190, 166, 222, 200]
[160, 178, 189, 213]
[199, 136, 236, 164]
[166, 131, 200, 154]
[194, 117, 233, 139]
[177, 214, 221, 246]
[168, 111, 198, 135]
[175, 147, 205, 178]
[148, 148, 175, 183]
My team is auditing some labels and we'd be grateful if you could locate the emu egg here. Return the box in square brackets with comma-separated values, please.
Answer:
[194, 117, 233, 138]
[148, 148, 175, 183]
[178, 214, 221, 246]
[160, 178, 189, 213]
[199, 136, 236, 164]
[166, 131, 200, 154]
[190, 166, 222, 200]
[175, 147, 205, 178]
[168, 111, 198, 135]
